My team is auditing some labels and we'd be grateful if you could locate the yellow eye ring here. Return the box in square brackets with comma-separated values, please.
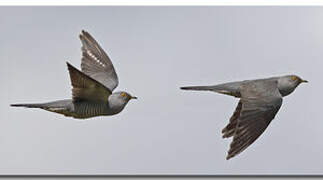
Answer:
[291, 76, 298, 81]
[121, 92, 127, 97]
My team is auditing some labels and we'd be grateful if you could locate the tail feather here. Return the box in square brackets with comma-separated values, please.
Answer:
[10, 103, 44, 108]
[180, 86, 215, 91]
[180, 82, 242, 98]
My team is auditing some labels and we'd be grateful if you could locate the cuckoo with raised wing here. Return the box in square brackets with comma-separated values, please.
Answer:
[11, 30, 137, 119]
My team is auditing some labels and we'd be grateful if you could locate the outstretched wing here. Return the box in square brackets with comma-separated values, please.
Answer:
[79, 30, 119, 92]
[67, 62, 112, 102]
[225, 80, 283, 160]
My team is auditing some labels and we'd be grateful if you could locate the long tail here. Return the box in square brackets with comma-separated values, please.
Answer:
[180, 86, 216, 91]
[180, 82, 242, 98]
[10, 103, 44, 108]
[11, 100, 73, 117]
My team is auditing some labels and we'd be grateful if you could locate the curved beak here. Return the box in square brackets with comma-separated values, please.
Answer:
[301, 79, 308, 83]
[131, 96, 138, 100]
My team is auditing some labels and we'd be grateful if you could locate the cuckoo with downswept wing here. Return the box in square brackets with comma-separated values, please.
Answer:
[181, 75, 308, 160]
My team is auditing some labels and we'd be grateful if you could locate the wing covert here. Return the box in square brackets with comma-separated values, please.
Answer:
[67, 62, 112, 102]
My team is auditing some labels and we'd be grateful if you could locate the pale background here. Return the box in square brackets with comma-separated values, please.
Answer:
[1, 7, 322, 175]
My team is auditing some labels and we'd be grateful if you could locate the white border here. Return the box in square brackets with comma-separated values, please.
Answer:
[1, 0, 323, 6]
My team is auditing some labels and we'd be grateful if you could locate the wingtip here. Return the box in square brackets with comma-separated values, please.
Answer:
[226, 153, 233, 160]
[66, 62, 76, 71]
[80, 30, 86, 38]
[81, 30, 91, 38]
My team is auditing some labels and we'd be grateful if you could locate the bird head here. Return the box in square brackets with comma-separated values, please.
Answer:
[117, 91, 137, 101]
[108, 91, 137, 113]
[277, 75, 308, 96]
[110, 91, 137, 103]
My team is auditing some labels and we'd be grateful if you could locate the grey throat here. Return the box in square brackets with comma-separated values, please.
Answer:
[11, 30, 137, 119]
[180, 75, 308, 160]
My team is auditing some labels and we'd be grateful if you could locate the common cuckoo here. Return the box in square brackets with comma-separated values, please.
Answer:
[11, 30, 137, 119]
[180, 75, 308, 160]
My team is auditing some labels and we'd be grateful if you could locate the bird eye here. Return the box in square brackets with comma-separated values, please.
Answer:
[121, 92, 127, 97]
[291, 76, 298, 81]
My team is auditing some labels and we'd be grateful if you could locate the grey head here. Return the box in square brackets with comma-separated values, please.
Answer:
[180, 74, 308, 160]
[277, 75, 308, 97]
[108, 91, 137, 113]
[11, 30, 137, 119]
[67, 30, 138, 117]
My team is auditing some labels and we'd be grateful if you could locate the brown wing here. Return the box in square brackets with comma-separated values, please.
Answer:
[67, 62, 112, 102]
[225, 80, 283, 160]
[79, 30, 119, 91]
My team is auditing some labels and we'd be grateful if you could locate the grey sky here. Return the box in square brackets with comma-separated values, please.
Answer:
[1, 6, 322, 175]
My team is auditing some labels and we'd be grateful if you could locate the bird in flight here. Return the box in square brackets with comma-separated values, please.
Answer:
[181, 75, 308, 160]
[11, 30, 137, 119]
